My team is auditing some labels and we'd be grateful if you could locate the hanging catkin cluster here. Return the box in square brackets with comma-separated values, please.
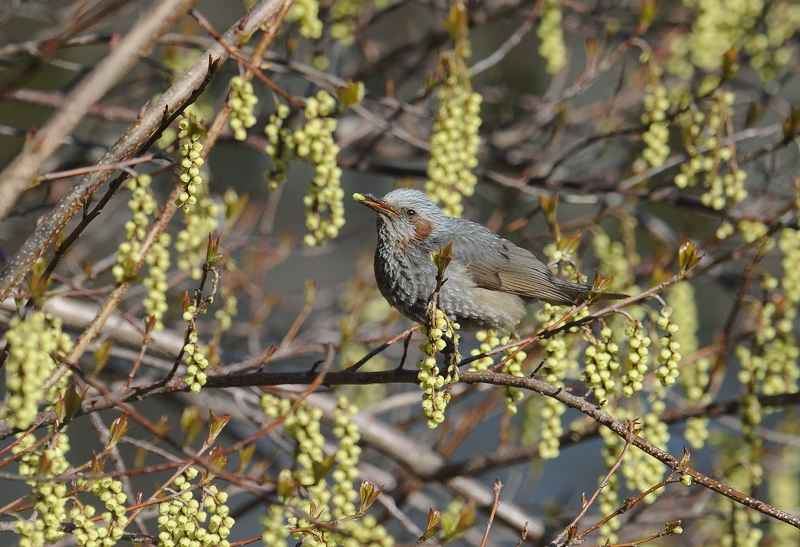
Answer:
[286, 0, 323, 38]
[71, 476, 129, 546]
[14, 431, 71, 546]
[537, 0, 567, 74]
[673, 90, 747, 212]
[175, 111, 221, 280]
[157, 467, 235, 547]
[260, 395, 394, 546]
[263, 104, 291, 190]
[418, 306, 460, 428]
[176, 112, 206, 209]
[670, 281, 712, 448]
[298, 91, 345, 246]
[583, 324, 620, 405]
[536, 303, 576, 458]
[745, 2, 800, 80]
[654, 305, 681, 386]
[262, 92, 345, 246]
[634, 61, 670, 174]
[227, 75, 258, 141]
[113, 173, 171, 329]
[2, 312, 73, 429]
[672, 0, 762, 73]
[425, 55, 482, 217]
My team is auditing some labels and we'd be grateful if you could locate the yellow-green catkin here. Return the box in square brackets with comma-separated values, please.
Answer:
[469, 330, 536, 418]
[633, 60, 670, 174]
[425, 55, 482, 217]
[71, 476, 128, 546]
[330, 397, 360, 519]
[143, 232, 171, 330]
[157, 467, 234, 547]
[183, 326, 211, 393]
[726, 297, 774, 546]
[654, 305, 681, 386]
[113, 174, 156, 282]
[262, 395, 331, 543]
[537, 0, 567, 74]
[781, 227, 800, 305]
[670, 282, 712, 448]
[469, 329, 504, 371]
[228, 76, 258, 141]
[287, 0, 323, 38]
[113, 173, 171, 329]
[2, 312, 73, 429]
[621, 320, 651, 397]
[738, 287, 799, 397]
[261, 503, 289, 547]
[718, 392, 764, 547]
[264, 103, 291, 190]
[175, 113, 220, 280]
[176, 112, 206, 210]
[329, 0, 391, 44]
[259, 395, 393, 547]
[331, 398, 393, 546]
[214, 288, 237, 335]
[681, 0, 762, 72]
[175, 192, 220, 281]
[298, 91, 345, 246]
[745, 2, 800, 80]
[592, 226, 636, 292]
[500, 340, 527, 415]
[584, 324, 620, 405]
[674, 90, 747, 212]
[772, 230, 800, 393]
[738, 219, 770, 244]
[622, 392, 669, 501]
[418, 307, 460, 428]
[536, 303, 575, 458]
[330, 0, 371, 44]
[14, 431, 71, 546]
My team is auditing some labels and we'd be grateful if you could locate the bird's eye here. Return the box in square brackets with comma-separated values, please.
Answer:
[406, 208, 417, 217]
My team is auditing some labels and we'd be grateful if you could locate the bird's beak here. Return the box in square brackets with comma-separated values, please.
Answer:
[353, 193, 398, 217]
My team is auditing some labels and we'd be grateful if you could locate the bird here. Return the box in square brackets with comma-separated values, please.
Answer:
[353, 188, 603, 332]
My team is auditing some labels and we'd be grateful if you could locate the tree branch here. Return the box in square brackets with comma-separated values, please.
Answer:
[0, 0, 198, 221]
[0, 0, 295, 302]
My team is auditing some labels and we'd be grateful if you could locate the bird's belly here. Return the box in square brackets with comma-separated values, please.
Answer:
[439, 286, 526, 332]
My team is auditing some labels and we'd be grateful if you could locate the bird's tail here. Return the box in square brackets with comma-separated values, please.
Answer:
[549, 278, 628, 306]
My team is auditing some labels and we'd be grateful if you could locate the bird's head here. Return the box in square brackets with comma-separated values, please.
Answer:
[353, 189, 446, 248]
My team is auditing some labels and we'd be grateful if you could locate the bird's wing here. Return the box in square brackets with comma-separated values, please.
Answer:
[442, 224, 586, 304]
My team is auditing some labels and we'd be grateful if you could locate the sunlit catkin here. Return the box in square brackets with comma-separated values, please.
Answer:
[2, 312, 73, 429]
[670, 282, 712, 448]
[297, 91, 345, 246]
[425, 54, 482, 217]
[537, 0, 567, 74]
[228, 75, 258, 141]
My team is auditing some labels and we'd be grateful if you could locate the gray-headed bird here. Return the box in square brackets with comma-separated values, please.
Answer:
[354, 189, 603, 331]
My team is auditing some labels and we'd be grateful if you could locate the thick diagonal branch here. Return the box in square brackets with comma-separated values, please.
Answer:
[0, 0, 197, 221]
[0, 0, 294, 302]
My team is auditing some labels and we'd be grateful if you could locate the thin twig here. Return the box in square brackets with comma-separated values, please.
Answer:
[551, 420, 635, 546]
[479, 480, 503, 547]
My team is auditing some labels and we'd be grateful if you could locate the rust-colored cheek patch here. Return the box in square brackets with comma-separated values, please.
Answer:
[413, 218, 433, 240]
